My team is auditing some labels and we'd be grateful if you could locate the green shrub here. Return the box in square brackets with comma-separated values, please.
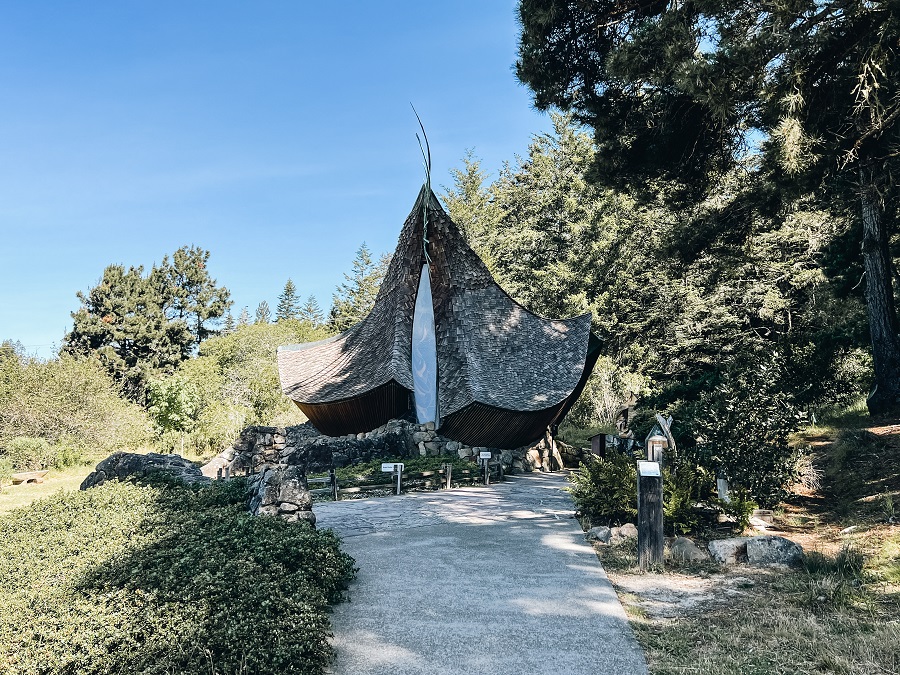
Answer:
[0, 456, 12, 490]
[663, 464, 711, 535]
[716, 486, 758, 532]
[1, 436, 54, 471]
[0, 480, 356, 674]
[567, 451, 639, 526]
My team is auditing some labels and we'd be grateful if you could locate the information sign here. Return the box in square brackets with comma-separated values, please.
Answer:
[479, 451, 492, 459]
[381, 462, 404, 472]
[638, 461, 661, 477]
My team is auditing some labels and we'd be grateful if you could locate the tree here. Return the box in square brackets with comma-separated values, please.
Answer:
[237, 307, 250, 327]
[153, 245, 231, 346]
[255, 301, 271, 324]
[329, 243, 390, 331]
[298, 294, 324, 327]
[63, 264, 190, 400]
[63, 247, 232, 402]
[276, 279, 301, 322]
[517, 0, 900, 414]
[223, 313, 235, 334]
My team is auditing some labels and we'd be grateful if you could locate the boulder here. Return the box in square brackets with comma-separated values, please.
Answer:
[619, 523, 638, 539]
[669, 536, 709, 562]
[708, 537, 751, 564]
[586, 526, 612, 544]
[81, 452, 210, 490]
[746, 535, 803, 567]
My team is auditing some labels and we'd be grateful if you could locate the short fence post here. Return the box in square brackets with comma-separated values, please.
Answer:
[444, 463, 452, 490]
[330, 468, 339, 501]
[224, 466, 231, 481]
[216, 467, 222, 481]
[637, 461, 664, 571]
[395, 466, 402, 495]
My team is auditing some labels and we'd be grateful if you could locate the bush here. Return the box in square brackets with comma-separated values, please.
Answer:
[567, 451, 639, 526]
[1, 436, 54, 471]
[0, 349, 151, 457]
[0, 480, 356, 674]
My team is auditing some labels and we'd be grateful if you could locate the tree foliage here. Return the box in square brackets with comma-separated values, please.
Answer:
[276, 279, 301, 322]
[516, 0, 900, 413]
[63, 246, 231, 401]
[328, 243, 390, 332]
[255, 300, 272, 325]
[443, 116, 868, 505]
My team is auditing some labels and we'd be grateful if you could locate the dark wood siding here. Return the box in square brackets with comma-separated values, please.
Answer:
[297, 381, 412, 437]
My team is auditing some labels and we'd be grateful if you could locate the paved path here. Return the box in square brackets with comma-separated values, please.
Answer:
[316, 471, 648, 675]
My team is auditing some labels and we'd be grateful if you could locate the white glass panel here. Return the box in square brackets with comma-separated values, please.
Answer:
[412, 264, 438, 425]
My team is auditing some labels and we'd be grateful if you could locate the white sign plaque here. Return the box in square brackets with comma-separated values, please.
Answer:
[479, 451, 492, 459]
[638, 461, 661, 477]
[381, 463, 404, 472]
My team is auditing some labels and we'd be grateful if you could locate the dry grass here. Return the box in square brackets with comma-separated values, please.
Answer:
[596, 412, 900, 675]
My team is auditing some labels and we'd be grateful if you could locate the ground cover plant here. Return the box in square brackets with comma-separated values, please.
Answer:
[0, 477, 356, 675]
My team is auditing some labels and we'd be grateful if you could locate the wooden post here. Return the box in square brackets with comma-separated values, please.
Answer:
[216, 467, 222, 481]
[224, 466, 231, 481]
[444, 463, 452, 490]
[637, 461, 664, 571]
[330, 468, 339, 501]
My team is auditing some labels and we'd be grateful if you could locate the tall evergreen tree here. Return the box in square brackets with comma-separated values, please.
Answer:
[329, 243, 389, 331]
[298, 294, 324, 327]
[223, 312, 235, 334]
[255, 301, 272, 324]
[152, 245, 231, 345]
[276, 279, 301, 322]
[237, 307, 250, 327]
[516, 0, 900, 414]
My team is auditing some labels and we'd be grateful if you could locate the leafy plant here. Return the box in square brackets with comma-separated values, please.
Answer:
[567, 451, 639, 526]
[1, 436, 54, 471]
[0, 479, 356, 674]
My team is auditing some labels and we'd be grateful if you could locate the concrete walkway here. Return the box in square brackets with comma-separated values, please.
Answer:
[316, 471, 648, 675]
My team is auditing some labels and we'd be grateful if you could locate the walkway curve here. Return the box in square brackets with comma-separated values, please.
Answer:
[317, 471, 648, 675]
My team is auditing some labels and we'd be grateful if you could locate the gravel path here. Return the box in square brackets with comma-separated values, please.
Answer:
[317, 471, 648, 675]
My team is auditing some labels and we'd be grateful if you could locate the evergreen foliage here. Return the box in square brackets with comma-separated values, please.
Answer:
[0, 480, 355, 674]
[516, 0, 900, 414]
[222, 312, 235, 334]
[328, 244, 390, 331]
[63, 246, 230, 401]
[299, 294, 324, 327]
[255, 300, 272, 324]
[237, 306, 250, 326]
[276, 279, 301, 321]
[444, 116, 868, 505]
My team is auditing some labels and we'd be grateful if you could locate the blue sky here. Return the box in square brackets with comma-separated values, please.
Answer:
[0, 2, 551, 358]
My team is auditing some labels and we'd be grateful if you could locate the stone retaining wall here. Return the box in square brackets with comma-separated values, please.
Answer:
[210, 420, 583, 479]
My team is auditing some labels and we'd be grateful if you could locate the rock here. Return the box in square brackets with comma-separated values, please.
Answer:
[425, 421, 436, 431]
[708, 537, 751, 564]
[618, 523, 638, 539]
[445, 441, 460, 453]
[200, 455, 230, 479]
[586, 526, 612, 544]
[669, 536, 709, 562]
[419, 441, 427, 457]
[424, 442, 441, 456]
[81, 452, 211, 490]
[458, 447, 472, 459]
[412, 431, 430, 443]
[247, 465, 315, 527]
[356, 433, 365, 440]
[746, 535, 804, 567]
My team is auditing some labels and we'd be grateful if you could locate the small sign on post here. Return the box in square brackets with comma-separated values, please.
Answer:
[637, 460, 664, 571]
[381, 462, 404, 495]
[479, 451, 492, 485]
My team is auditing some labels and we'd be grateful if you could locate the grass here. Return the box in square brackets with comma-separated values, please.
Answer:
[591, 403, 900, 674]
[0, 463, 94, 515]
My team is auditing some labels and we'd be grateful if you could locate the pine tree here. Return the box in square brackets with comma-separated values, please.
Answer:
[516, 0, 900, 414]
[237, 307, 250, 327]
[255, 301, 271, 324]
[298, 294, 324, 327]
[329, 243, 389, 331]
[223, 312, 235, 334]
[276, 279, 301, 322]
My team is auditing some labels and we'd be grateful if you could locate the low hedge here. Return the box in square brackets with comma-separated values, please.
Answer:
[0, 478, 356, 674]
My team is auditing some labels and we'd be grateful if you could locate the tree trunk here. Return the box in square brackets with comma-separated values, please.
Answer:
[859, 171, 900, 415]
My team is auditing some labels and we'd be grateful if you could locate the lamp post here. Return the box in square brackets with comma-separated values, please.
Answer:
[646, 432, 667, 464]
